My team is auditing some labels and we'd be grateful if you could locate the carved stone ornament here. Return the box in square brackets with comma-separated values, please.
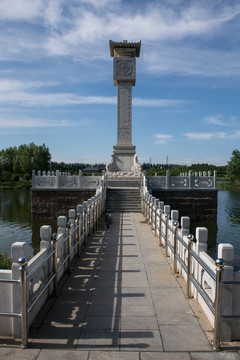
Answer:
[114, 58, 136, 85]
[117, 61, 133, 76]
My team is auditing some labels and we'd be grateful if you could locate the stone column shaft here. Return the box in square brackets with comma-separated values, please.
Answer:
[117, 81, 132, 145]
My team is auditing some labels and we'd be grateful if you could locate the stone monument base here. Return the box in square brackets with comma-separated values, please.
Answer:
[106, 145, 141, 177]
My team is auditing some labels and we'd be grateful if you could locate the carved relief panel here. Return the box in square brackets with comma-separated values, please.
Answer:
[117, 82, 132, 144]
[114, 58, 136, 85]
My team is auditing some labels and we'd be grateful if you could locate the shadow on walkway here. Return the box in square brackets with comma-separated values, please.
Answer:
[29, 212, 211, 352]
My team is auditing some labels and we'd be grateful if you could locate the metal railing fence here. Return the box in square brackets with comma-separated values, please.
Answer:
[140, 172, 234, 351]
[0, 187, 106, 348]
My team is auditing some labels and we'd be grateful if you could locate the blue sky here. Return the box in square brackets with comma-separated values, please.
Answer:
[0, 0, 240, 166]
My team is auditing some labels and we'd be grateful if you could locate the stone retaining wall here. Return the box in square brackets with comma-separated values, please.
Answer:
[31, 189, 95, 218]
[152, 189, 218, 221]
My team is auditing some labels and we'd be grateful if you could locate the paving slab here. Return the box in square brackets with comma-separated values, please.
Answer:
[0, 348, 40, 360]
[26, 212, 217, 355]
[77, 329, 120, 350]
[140, 353, 191, 360]
[83, 316, 117, 330]
[37, 349, 89, 360]
[190, 352, 240, 360]
[160, 324, 211, 351]
[120, 330, 163, 351]
[88, 351, 139, 360]
[121, 317, 158, 330]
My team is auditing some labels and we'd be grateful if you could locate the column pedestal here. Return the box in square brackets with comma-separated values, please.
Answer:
[106, 145, 141, 176]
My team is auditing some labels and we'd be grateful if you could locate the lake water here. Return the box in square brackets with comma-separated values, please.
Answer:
[0, 189, 240, 266]
[0, 190, 55, 259]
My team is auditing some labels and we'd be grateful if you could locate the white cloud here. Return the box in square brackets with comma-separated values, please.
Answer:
[205, 115, 226, 126]
[0, 79, 60, 92]
[205, 115, 240, 127]
[185, 130, 240, 140]
[0, 117, 69, 128]
[185, 132, 214, 140]
[0, 1, 239, 78]
[0, 92, 117, 107]
[228, 130, 240, 139]
[133, 98, 188, 107]
[154, 133, 173, 144]
[0, 0, 43, 21]
[0, 80, 188, 108]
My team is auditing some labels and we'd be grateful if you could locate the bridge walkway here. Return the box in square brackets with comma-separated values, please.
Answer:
[16, 212, 239, 359]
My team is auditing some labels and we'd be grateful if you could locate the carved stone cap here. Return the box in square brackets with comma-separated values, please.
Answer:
[110, 40, 141, 58]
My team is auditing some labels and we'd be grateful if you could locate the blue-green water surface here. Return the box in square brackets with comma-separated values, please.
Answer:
[0, 190, 240, 266]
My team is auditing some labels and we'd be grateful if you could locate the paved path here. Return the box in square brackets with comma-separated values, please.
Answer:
[1, 212, 240, 359]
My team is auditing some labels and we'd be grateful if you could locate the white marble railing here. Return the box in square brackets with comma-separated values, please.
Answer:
[0, 176, 107, 346]
[32, 170, 104, 190]
[141, 172, 239, 345]
[146, 170, 217, 190]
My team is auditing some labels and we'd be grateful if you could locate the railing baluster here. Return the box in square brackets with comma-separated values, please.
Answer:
[186, 234, 194, 298]
[173, 221, 179, 273]
[67, 222, 72, 272]
[18, 257, 29, 349]
[213, 258, 225, 351]
[52, 233, 58, 296]
[165, 214, 169, 257]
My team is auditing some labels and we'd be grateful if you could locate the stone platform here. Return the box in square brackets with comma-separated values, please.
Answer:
[1, 213, 240, 359]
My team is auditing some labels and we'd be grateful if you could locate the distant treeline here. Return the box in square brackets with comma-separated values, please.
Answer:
[0, 143, 51, 183]
[142, 162, 228, 179]
[1, 143, 240, 189]
[49, 162, 106, 174]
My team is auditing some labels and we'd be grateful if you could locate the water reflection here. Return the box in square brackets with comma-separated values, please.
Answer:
[191, 190, 240, 268]
[0, 190, 240, 267]
[0, 190, 55, 258]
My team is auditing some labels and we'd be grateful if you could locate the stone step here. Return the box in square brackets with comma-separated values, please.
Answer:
[106, 187, 142, 213]
[106, 208, 141, 213]
[107, 177, 141, 188]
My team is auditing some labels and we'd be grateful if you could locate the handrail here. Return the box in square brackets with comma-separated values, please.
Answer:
[141, 172, 225, 351]
[0, 173, 107, 348]
[0, 279, 21, 319]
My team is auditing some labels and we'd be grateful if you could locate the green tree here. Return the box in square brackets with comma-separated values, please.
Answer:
[31, 143, 51, 172]
[0, 143, 51, 182]
[0, 146, 18, 173]
[18, 144, 32, 175]
[228, 149, 240, 180]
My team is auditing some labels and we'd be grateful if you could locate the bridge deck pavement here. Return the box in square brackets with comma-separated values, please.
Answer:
[2, 212, 240, 359]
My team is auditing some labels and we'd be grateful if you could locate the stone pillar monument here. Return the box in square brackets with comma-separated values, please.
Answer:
[106, 40, 142, 176]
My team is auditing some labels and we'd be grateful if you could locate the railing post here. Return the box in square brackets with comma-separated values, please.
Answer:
[155, 199, 159, 236]
[83, 201, 88, 244]
[52, 233, 58, 296]
[189, 170, 192, 189]
[88, 200, 93, 235]
[166, 170, 170, 189]
[55, 170, 60, 189]
[158, 209, 163, 246]
[165, 213, 169, 257]
[97, 196, 101, 230]
[76, 213, 81, 256]
[67, 222, 72, 272]
[213, 258, 225, 351]
[144, 193, 147, 217]
[76, 205, 84, 247]
[158, 202, 164, 246]
[214, 170, 217, 189]
[186, 234, 194, 298]
[92, 199, 95, 232]
[18, 257, 29, 349]
[148, 195, 152, 224]
[152, 198, 156, 230]
[173, 221, 179, 273]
